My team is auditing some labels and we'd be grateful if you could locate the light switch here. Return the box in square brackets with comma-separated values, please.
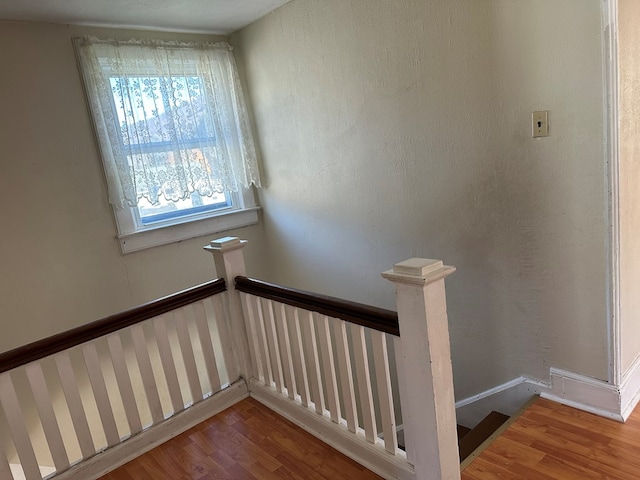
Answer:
[532, 111, 549, 138]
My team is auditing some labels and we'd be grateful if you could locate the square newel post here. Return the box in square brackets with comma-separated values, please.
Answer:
[204, 236, 252, 384]
[382, 258, 460, 480]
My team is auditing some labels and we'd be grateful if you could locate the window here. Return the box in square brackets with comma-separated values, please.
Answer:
[74, 37, 261, 253]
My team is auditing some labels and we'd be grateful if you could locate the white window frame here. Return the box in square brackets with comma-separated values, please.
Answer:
[104, 69, 260, 254]
[114, 187, 259, 253]
[105, 86, 261, 253]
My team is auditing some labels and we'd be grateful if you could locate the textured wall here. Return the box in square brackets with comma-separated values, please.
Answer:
[233, 0, 608, 399]
[618, 0, 640, 375]
[0, 22, 269, 353]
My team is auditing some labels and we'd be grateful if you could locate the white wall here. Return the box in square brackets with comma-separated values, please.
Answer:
[233, 0, 608, 400]
[0, 21, 269, 353]
[618, 0, 640, 375]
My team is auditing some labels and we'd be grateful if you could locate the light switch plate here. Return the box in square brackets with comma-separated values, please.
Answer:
[532, 111, 549, 137]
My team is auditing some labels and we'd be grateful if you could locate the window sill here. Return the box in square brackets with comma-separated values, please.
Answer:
[118, 207, 260, 254]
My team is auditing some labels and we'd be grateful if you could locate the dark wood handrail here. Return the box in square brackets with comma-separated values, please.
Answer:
[0, 278, 227, 375]
[235, 276, 399, 336]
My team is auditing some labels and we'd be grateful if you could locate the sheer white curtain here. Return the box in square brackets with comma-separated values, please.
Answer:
[74, 37, 261, 209]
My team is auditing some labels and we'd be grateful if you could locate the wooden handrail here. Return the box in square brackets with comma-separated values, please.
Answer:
[235, 276, 399, 336]
[0, 278, 227, 375]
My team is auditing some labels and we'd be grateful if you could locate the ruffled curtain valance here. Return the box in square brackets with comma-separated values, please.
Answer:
[74, 36, 261, 209]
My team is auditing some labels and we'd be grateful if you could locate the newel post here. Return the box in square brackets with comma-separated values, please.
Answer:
[382, 258, 460, 480]
[204, 236, 253, 383]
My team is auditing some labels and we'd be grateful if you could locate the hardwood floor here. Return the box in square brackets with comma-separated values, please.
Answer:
[101, 392, 640, 479]
[462, 396, 640, 479]
[100, 397, 382, 480]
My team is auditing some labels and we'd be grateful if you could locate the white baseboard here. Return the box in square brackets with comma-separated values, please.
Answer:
[455, 376, 547, 428]
[456, 367, 626, 426]
[249, 380, 415, 480]
[542, 367, 622, 421]
[54, 381, 250, 480]
[620, 354, 640, 420]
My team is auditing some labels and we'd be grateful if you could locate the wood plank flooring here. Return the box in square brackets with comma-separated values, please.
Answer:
[462, 396, 640, 479]
[100, 397, 382, 480]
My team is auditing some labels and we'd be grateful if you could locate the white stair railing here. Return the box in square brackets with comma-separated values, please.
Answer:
[0, 279, 242, 480]
[1, 237, 459, 480]
[239, 287, 402, 452]
[209, 236, 460, 480]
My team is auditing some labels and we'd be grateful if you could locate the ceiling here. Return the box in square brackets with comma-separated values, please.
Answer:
[0, 0, 290, 34]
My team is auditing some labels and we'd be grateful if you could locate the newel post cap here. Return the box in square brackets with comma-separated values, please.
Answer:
[381, 257, 455, 286]
[203, 236, 248, 253]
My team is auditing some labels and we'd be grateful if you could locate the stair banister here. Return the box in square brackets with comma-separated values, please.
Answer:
[382, 258, 460, 480]
[205, 237, 459, 480]
[204, 236, 253, 383]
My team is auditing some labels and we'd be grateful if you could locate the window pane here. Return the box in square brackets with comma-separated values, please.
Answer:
[109, 74, 232, 226]
[137, 191, 231, 225]
[110, 75, 213, 146]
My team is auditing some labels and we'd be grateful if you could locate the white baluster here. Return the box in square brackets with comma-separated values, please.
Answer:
[130, 324, 164, 424]
[261, 298, 285, 393]
[82, 342, 120, 447]
[193, 300, 222, 393]
[0, 372, 42, 480]
[288, 306, 310, 407]
[55, 353, 95, 459]
[210, 294, 236, 383]
[152, 316, 185, 415]
[316, 314, 340, 423]
[106, 333, 142, 435]
[371, 331, 398, 454]
[301, 310, 325, 415]
[273, 302, 297, 400]
[25, 362, 70, 471]
[173, 308, 204, 403]
[252, 295, 274, 386]
[239, 292, 264, 382]
[332, 317, 358, 433]
[351, 324, 377, 443]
